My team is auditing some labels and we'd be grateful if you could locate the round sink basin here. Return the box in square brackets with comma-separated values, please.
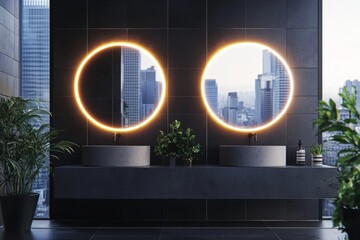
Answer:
[82, 145, 150, 167]
[220, 145, 286, 167]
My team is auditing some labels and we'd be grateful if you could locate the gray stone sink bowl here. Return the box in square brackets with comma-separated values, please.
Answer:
[82, 145, 150, 167]
[219, 145, 286, 167]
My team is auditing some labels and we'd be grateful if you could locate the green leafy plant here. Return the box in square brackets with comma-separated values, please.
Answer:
[309, 144, 323, 155]
[313, 87, 360, 228]
[154, 120, 200, 164]
[0, 97, 76, 196]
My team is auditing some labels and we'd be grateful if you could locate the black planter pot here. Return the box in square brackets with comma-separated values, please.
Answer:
[0, 193, 39, 231]
[342, 207, 360, 240]
[161, 156, 176, 166]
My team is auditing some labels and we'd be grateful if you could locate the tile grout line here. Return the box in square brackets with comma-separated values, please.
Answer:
[264, 221, 282, 240]
[88, 226, 101, 240]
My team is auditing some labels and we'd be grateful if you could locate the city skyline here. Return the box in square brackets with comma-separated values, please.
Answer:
[205, 50, 289, 127]
[121, 48, 163, 127]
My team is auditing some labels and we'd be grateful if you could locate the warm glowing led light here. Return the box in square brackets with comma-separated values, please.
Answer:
[74, 42, 166, 133]
[201, 42, 294, 132]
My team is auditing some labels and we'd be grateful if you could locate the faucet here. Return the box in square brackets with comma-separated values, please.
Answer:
[113, 132, 122, 145]
[248, 132, 258, 145]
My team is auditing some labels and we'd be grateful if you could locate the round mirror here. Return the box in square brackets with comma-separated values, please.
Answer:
[74, 42, 166, 133]
[201, 42, 294, 132]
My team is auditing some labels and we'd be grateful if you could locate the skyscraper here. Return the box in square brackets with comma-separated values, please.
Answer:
[255, 74, 273, 123]
[255, 50, 289, 123]
[343, 79, 360, 110]
[121, 47, 141, 126]
[141, 66, 156, 118]
[270, 54, 289, 117]
[205, 79, 218, 114]
[21, 0, 50, 218]
[227, 92, 238, 125]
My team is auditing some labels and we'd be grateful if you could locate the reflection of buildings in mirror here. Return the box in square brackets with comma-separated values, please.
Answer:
[141, 66, 162, 119]
[205, 79, 218, 114]
[121, 47, 141, 126]
[120, 48, 162, 127]
[255, 50, 289, 124]
[205, 50, 289, 128]
[225, 92, 238, 125]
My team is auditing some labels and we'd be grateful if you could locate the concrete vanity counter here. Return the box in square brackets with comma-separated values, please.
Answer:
[54, 165, 336, 199]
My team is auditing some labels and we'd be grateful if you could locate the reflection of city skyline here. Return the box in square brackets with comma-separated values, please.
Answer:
[120, 47, 162, 127]
[205, 50, 289, 128]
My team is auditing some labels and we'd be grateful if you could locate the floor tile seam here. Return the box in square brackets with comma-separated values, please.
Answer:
[159, 227, 270, 230]
[269, 228, 282, 240]
[31, 227, 101, 229]
[38, 226, 272, 230]
[262, 222, 282, 240]
[88, 226, 102, 240]
[266, 227, 337, 230]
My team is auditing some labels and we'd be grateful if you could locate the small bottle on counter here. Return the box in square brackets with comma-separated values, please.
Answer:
[296, 139, 306, 165]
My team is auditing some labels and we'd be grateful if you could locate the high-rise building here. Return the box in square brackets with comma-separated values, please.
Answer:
[227, 92, 238, 125]
[205, 79, 218, 114]
[255, 74, 273, 123]
[121, 47, 141, 126]
[343, 79, 360, 110]
[21, 0, 50, 218]
[141, 66, 157, 118]
[254, 50, 289, 124]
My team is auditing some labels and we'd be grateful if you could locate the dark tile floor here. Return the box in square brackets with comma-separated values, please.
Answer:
[0, 220, 346, 240]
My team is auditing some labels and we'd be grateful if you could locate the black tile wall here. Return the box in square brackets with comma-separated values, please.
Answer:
[246, 0, 286, 28]
[168, 29, 206, 68]
[287, 0, 319, 29]
[127, 0, 167, 28]
[207, 29, 245, 55]
[287, 29, 318, 68]
[169, 0, 206, 28]
[51, 0, 321, 221]
[208, 0, 246, 28]
[52, 0, 87, 29]
[88, 0, 127, 28]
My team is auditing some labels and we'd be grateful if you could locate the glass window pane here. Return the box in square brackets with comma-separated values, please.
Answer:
[21, 0, 50, 218]
[322, 0, 360, 218]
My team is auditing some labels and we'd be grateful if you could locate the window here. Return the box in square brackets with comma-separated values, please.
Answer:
[322, 0, 360, 218]
[21, 0, 50, 218]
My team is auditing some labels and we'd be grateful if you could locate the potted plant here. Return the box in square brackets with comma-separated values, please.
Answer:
[314, 87, 360, 239]
[0, 97, 76, 231]
[309, 143, 323, 165]
[155, 120, 200, 166]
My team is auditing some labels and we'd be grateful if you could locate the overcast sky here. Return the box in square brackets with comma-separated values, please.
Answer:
[204, 45, 263, 95]
[323, 0, 360, 103]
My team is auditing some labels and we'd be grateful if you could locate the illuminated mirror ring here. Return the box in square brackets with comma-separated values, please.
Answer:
[74, 42, 167, 133]
[201, 42, 294, 132]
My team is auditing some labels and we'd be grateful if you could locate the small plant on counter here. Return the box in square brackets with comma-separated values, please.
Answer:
[309, 144, 323, 155]
[155, 120, 200, 166]
[308, 143, 323, 166]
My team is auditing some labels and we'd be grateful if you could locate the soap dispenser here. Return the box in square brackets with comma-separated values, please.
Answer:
[296, 139, 305, 165]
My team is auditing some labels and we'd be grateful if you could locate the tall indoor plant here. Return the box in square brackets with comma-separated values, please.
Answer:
[155, 120, 200, 166]
[0, 97, 75, 231]
[314, 87, 360, 239]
